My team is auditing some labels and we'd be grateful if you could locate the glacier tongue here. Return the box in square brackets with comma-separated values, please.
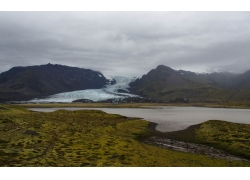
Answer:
[28, 76, 139, 103]
[105, 76, 132, 93]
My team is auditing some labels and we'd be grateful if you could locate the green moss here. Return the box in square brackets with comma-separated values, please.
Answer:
[194, 120, 250, 159]
[1, 105, 250, 167]
[166, 120, 250, 160]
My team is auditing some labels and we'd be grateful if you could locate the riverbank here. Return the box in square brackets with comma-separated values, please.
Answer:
[143, 121, 250, 162]
[25, 105, 250, 133]
[13, 101, 250, 109]
[145, 136, 249, 161]
[158, 120, 250, 161]
[22, 106, 250, 161]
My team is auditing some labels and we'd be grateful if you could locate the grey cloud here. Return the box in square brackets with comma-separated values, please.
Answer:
[1, 12, 250, 77]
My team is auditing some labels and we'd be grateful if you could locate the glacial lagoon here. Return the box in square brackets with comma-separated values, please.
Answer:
[28, 106, 250, 132]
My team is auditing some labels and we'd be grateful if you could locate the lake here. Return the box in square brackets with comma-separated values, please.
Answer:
[28, 106, 250, 132]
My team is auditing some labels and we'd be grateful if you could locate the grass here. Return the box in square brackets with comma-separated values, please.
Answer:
[1, 104, 250, 166]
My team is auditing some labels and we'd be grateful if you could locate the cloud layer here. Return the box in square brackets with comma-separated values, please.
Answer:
[1, 12, 250, 77]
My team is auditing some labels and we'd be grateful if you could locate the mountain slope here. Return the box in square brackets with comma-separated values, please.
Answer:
[177, 70, 237, 89]
[234, 70, 250, 90]
[129, 65, 250, 102]
[0, 63, 115, 101]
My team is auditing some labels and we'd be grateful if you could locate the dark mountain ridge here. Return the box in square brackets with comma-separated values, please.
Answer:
[1, 64, 250, 103]
[0, 63, 115, 102]
[129, 65, 250, 102]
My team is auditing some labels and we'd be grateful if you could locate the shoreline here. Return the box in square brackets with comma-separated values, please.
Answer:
[6, 103, 250, 162]
[145, 122, 249, 162]
[144, 136, 249, 162]
[2, 104, 250, 164]
[12, 102, 250, 109]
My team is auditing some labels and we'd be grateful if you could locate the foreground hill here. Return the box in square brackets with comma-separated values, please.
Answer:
[0, 64, 115, 102]
[129, 65, 250, 102]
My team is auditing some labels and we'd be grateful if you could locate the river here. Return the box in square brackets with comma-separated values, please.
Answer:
[28, 106, 250, 132]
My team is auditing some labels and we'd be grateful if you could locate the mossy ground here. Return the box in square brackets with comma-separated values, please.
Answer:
[1, 104, 250, 166]
[165, 120, 250, 160]
[195, 120, 250, 159]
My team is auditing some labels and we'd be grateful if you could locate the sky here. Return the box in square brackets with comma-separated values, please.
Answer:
[1, 11, 250, 78]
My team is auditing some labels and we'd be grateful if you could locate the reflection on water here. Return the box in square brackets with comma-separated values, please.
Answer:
[28, 106, 250, 132]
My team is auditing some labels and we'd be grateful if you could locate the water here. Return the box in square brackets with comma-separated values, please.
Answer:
[28, 106, 250, 132]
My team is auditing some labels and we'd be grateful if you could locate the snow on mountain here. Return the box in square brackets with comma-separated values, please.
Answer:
[105, 76, 131, 93]
[102, 74, 114, 81]
[102, 74, 115, 85]
[28, 76, 139, 103]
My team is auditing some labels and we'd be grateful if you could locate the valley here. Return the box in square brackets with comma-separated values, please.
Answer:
[2, 11, 250, 171]
[2, 64, 250, 104]
[27, 76, 139, 103]
[1, 64, 250, 167]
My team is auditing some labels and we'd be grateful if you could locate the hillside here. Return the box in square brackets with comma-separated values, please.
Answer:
[0, 64, 115, 102]
[129, 65, 250, 102]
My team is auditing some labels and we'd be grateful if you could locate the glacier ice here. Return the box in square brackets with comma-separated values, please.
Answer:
[28, 76, 139, 103]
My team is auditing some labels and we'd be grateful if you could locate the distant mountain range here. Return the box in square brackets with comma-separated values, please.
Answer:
[1, 64, 250, 103]
[0, 64, 115, 102]
[129, 65, 250, 102]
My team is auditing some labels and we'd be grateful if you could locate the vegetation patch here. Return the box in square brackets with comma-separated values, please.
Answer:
[165, 120, 250, 159]
[1, 104, 250, 167]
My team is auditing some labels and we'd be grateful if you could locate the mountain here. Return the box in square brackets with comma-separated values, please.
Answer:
[0, 63, 115, 102]
[176, 70, 237, 89]
[129, 65, 250, 102]
[233, 70, 250, 90]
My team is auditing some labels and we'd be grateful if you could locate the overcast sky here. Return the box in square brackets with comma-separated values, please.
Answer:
[1, 11, 250, 77]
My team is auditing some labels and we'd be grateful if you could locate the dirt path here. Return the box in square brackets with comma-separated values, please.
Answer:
[145, 136, 249, 162]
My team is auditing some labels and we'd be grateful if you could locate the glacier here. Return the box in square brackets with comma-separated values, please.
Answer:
[28, 76, 139, 103]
